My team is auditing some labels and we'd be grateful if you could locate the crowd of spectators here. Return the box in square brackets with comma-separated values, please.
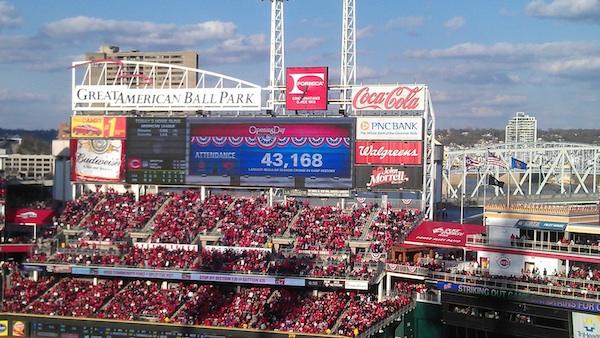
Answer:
[200, 249, 270, 274]
[217, 196, 297, 247]
[336, 292, 412, 337]
[150, 192, 233, 244]
[275, 291, 349, 334]
[368, 209, 420, 253]
[26, 278, 121, 317]
[56, 191, 103, 228]
[2, 270, 55, 312]
[97, 280, 199, 322]
[79, 191, 167, 241]
[292, 204, 373, 251]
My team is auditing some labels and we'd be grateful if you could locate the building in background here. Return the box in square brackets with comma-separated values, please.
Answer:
[85, 45, 199, 88]
[3, 154, 54, 180]
[505, 112, 538, 143]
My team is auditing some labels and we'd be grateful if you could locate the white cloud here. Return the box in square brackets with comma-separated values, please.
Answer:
[0, 88, 47, 102]
[386, 16, 424, 35]
[0, 1, 21, 29]
[527, 0, 600, 22]
[356, 66, 390, 81]
[357, 25, 376, 39]
[201, 34, 268, 65]
[288, 37, 326, 50]
[43, 16, 237, 47]
[444, 16, 465, 30]
[540, 57, 600, 77]
[487, 95, 528, 106]
[404, 41, 600, 61]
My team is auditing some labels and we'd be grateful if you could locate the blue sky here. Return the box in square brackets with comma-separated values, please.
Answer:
[0, 0, 599, 129]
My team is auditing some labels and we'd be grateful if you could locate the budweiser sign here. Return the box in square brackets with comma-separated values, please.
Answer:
[355, 141, 422, 165]
[352, 85, 426, 111]
[367, 167, 410, 188]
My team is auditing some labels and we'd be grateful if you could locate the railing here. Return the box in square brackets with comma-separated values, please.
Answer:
[23, 261, 374, 282]
[356, 300, 416, 338]
[467, 234, 600, 256]
[485, 203, 597, 216]
[430, 271, 600, 302]
[385, 263, 430, 276]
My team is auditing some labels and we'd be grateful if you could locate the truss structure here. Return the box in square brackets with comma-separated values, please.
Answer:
[444, 142, 600, 204]
[339, 0, 356, 114]
[71, 60, 263, 115]
[268, 0, 286, 114]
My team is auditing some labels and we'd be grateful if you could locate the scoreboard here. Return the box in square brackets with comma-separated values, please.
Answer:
[70, 116, 424, 191]
[125, 117, 186, 185]
[186, 118, 352, 188]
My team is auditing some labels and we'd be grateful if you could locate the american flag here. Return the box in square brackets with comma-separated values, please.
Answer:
[487, 151, 507, 168]
[465, 156, 481, 170]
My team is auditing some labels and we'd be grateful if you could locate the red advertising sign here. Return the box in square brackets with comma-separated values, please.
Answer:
[405, 221, 485, 247]
[355, 141, 422, 165]
[286, 67, 328, 110]
[71, 116, 127, 139]
[5, 208, 56, 225]
[352, 85, 425, 111]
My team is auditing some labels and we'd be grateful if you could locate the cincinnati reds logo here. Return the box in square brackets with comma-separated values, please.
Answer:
[288, 73, 325, 94]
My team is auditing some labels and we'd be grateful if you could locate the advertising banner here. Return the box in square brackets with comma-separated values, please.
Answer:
[70, 116, 126, 139]
[356, 117, 423, 140]
[70, 139, 125, 182]
[355, 141, 422, 165]
[187, 119, 353, 188]
[405, 221, 485, 247]
[352, 85, 426, 111]
[73, 85, 262, 111]
[572, 312, 600, 337]
[4, 208, 55, 225]
[133, 242, 198, 252]
[286, 67, 328, 110]
[355, 165, 423, 191]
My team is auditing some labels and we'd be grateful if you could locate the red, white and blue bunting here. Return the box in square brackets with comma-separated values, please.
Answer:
[190, 136, 350, 150]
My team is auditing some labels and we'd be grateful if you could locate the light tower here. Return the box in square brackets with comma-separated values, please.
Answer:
[268, 0, 286, 115]
[340, 0, 356, 114]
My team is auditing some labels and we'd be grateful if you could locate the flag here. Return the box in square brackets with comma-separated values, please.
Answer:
[465, 156, 481, 170]
[488, 175, 505, 188]
[487, 151, 507, 168]
[511, 157, 528, 170]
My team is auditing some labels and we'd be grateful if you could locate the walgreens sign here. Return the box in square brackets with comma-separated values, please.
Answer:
[352, 85, 426, 111]
[356, 117, 423, 140]
[286, 67, 328, 110]
[356, 141, 422, 165]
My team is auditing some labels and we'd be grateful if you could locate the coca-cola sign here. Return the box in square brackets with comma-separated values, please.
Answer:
[286, 66, 328, 110]
[356, 117, 423, 140]
[355, 141, 422, 165]
[355, 165, 423, 191]
[352, 85, 426, 111]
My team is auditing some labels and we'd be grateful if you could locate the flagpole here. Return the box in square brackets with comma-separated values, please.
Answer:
[483, 169, 487, 226]
[461, 151, 466, 224]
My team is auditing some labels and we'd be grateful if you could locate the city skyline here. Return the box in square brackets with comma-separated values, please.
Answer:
[0, 0, 599, 129]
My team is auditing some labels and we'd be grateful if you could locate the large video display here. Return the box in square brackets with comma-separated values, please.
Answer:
[126, 117, 187, 185]
[186, 118, 353, 188]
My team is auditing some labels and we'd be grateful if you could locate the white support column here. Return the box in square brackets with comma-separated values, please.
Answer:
[269, 0, 285, 114]
[386, 273, 391, 296]
[378, 281, 384, 302]
[200, 186, 206, 202]
[340, 0, 356, 114]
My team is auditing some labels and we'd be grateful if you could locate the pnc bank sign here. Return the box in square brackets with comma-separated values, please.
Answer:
[356, 117, 423, 140]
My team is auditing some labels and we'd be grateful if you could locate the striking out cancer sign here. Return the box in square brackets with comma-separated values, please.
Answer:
[286, 67, 328, 110]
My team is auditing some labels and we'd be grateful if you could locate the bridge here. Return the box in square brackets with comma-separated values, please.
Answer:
[443, 142, 600, 206]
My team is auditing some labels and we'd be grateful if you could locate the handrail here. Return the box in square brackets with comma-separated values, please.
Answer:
[431, 270, 600, 302]
[356, 300, 416, 338]
[467, 234, 600, 257]
[22, 262, 373, 282]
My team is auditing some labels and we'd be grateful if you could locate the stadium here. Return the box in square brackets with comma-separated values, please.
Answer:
[1, 1, 600, 338]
